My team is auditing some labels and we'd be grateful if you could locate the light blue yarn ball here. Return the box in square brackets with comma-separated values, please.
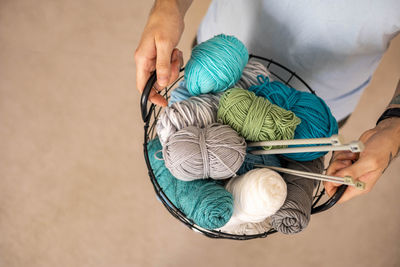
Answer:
[249, 76, 339, 161]
[168, 80, 192, 106]
[168, 80, 224, 107]
[184, 34, 249, 96]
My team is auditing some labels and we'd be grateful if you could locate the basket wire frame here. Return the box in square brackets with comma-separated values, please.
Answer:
[141, 55, 346, 240]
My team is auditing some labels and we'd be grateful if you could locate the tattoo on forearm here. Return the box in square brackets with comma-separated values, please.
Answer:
[382, 152, 393, 174]
[383, 148, 400, 174]
[390, 95, 400, 105]
[387, 80, 400, 109]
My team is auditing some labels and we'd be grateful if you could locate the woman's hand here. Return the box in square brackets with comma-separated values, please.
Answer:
[324, 117, 400, 203]
[135, 0, 191, 106]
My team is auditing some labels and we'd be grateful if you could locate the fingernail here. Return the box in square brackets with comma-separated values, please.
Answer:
[158, 77, 168, 87]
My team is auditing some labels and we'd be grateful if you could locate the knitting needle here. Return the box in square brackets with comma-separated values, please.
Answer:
[250, 141, 364, 155]
[248, 134, 345, 147]
[255, 164, 366, 190]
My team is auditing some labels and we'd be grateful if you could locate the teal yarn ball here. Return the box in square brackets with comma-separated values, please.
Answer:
[249, 76, 338, 161]
[184, 34, 249, 95]
[147, 137, 234, 229]
[237, 149, 281, 176]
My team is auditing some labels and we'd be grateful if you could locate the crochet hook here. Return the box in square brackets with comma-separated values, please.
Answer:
[255, 164, 366, 190]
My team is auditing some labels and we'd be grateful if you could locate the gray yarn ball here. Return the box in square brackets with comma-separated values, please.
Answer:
[270, 157, 324, 234]
[163, 123, 246, 181]
[235, 57, 273, 90]
[156, 93, 221, 145]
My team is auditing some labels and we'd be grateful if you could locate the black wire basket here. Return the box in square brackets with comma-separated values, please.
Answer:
[141, 55, 347, 240]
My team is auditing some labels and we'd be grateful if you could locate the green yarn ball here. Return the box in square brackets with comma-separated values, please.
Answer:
[218, 88, 301, 142]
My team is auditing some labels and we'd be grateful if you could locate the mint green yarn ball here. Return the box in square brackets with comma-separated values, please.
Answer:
[185, 34, 249, 96]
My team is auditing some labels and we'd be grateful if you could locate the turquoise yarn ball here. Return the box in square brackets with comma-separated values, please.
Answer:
[249, 76, 338, 161]
[184, 34, 249, 96]
[147, 137, 234, 229]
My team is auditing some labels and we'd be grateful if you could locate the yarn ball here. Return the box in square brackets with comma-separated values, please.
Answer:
[219, 168, 287, 231]
[163, 123, 246, 181]
[271, 157, 324, 234]
[185, 34, 248, 95]
[218, 88, 301, 142]
[235, 57, 273, 89]
[237, 149, 281, 175]
[249, 76, 338, 161]
[168, 57, 271, 106]
[147, 137, 234, 229]
[218, 218, 272, 235]
[168, 80, 192, 106]
[157, 93, 221, 145]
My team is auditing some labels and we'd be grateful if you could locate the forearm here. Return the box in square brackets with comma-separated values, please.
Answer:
[152, 0, 193, 18]
[374, 79, 400, 167]
[376, 79, 400, 157]
[386, 79, 400, 109]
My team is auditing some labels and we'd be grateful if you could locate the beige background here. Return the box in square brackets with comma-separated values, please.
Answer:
[1, 1, 399, 266]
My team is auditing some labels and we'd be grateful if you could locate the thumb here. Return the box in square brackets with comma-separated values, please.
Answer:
[155, 37, 174, 87]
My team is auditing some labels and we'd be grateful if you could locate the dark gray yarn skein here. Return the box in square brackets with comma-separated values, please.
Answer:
[270, 156, 324, 234]
[163, 123, 246, 181]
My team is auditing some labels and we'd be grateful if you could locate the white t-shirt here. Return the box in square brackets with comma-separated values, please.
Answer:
[197, 0, 400, 120]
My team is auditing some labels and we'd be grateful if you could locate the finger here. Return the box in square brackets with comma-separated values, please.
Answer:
[136, 55, 168, 106]
[153, 81, 164, 92]
[136, 66, 152, 93]
[326, 163, 381, 203]
[336, 186, 362, 203]
[135, 40, 156, 92]
[169, 49, 183, 84]
[324, 159, 353, 197]
[335, 157, 376, 181]
[323, 181, 361, 203]
[149, 87, 167, 107]
[155, 37, 174, 87]
[324, 181, 339, 197]
[326, 159, 353, 176]
[332, 151, 359, 161]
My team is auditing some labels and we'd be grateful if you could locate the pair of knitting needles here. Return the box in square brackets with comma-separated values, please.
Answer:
[249, 135, 366, 190]
[248, 134, 364, 155]
[254, 165, 365, 190]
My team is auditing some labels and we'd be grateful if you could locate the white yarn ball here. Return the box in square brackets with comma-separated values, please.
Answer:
[220, 168, 287, 232]
[218, 218, 272, 235]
